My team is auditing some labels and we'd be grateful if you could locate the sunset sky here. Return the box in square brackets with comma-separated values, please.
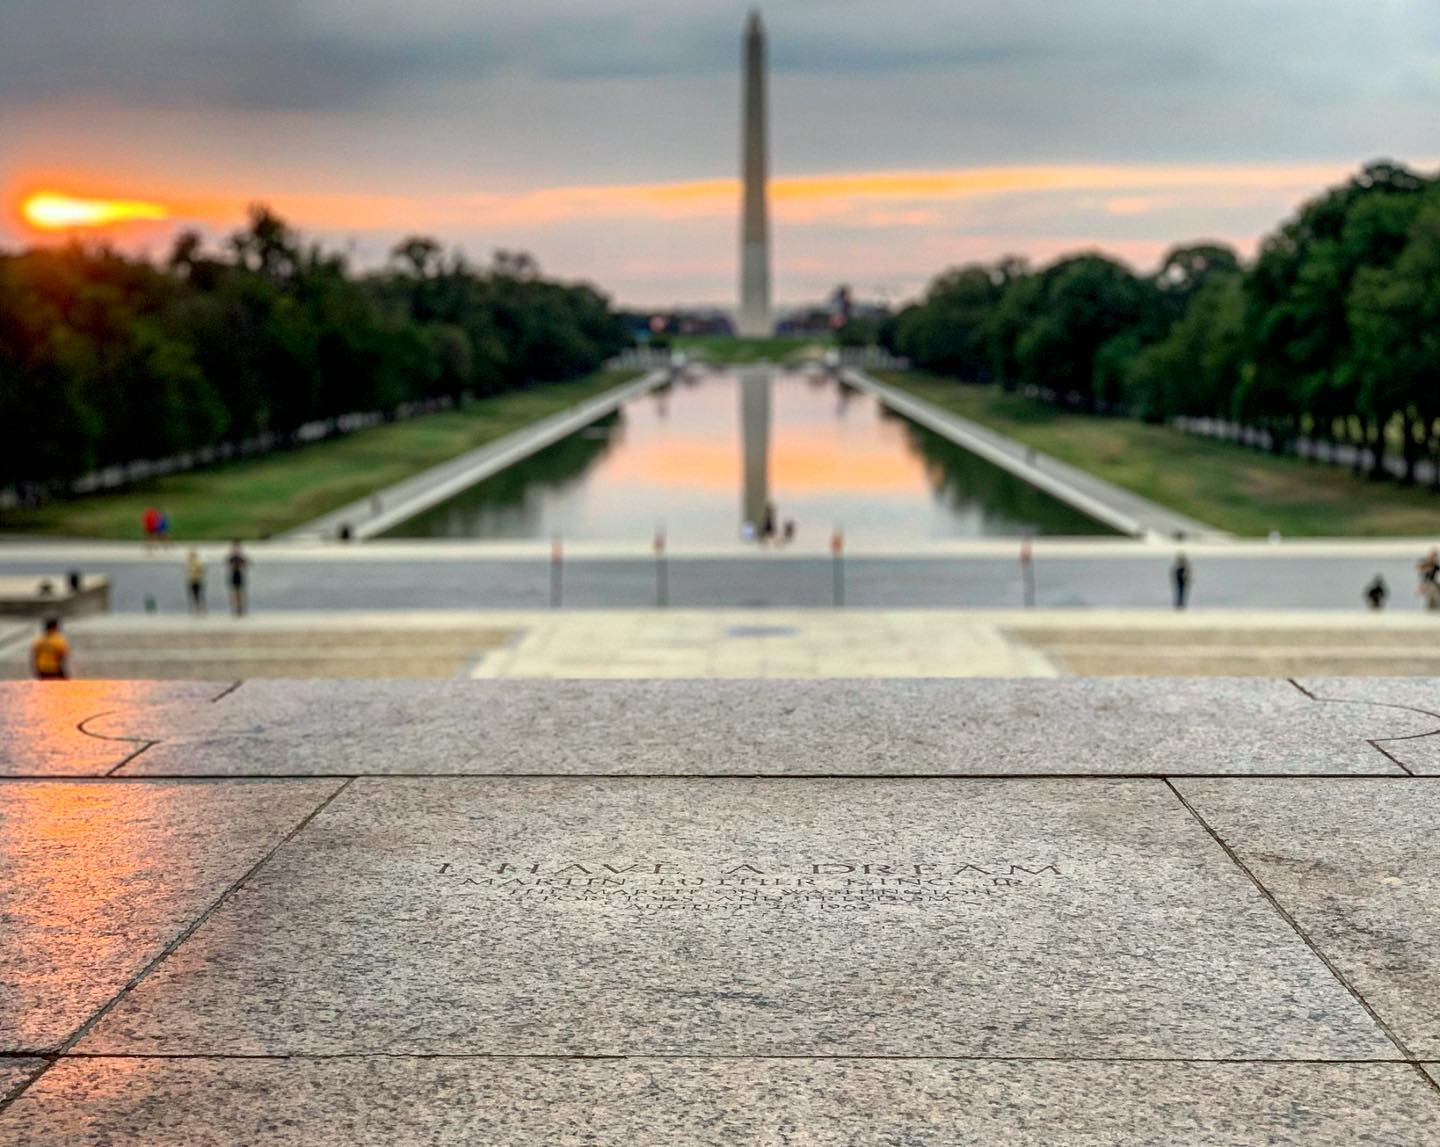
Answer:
[3, 0, 1438, 307]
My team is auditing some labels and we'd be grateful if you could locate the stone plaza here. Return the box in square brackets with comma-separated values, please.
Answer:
[3, 676, 1440, 1142]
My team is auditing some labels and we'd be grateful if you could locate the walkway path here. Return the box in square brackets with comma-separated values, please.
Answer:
[2, 541, 1433, 612]
[7, 608, 1440, 679]
[848, 369, 1230, 541]
[283, 369, 668, 542]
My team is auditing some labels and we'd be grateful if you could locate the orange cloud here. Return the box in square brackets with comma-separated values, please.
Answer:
[8, 159, 1398, 249]
[444, 162, 1363, 229]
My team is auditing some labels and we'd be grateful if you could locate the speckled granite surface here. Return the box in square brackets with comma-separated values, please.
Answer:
[1295, 679, 1440, 773]
[74, 777, 1388, 1058]
[5, 1058, 1440, 1146]
[0, 681, 222, 776]
[5, 678, 1440, 1143]
[1177, 778, 1440, 1058]
[0, 1060, 44, 1106]
[0, 779, 340, 1052]
[84, 678, 1435, 776]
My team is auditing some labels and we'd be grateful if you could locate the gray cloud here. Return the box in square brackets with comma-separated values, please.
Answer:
[4, 0, 1436, 113]
[5, 0, 1440, 304]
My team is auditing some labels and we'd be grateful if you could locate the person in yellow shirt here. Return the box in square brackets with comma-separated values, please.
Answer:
[31, 618, 69, 680]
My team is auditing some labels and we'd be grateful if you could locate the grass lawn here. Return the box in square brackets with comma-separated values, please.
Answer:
[671, 335, 820, 364]
[881, 372, 1440, 538]
[2, 370, 639, 541]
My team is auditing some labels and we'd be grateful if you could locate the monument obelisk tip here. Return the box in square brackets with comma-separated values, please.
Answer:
[737, 9, 773, 338]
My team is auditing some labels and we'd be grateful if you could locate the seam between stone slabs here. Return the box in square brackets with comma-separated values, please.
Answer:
[2, 772, 1434, 783]
[0, 777, 354, 1116]
[1162, 779, 1419, 1066]
[24, 1052, 1427, 1065]
[0, 1059, 52, 1111]
[210, 681, 244, 703]
[69, 685, 240, 776]
[1288, 676, 1440, 728]
[1285, 677, 1430, 775]
[0, 776, 349, 785]
[102, 741, 158, 777]
[75, 710, 151, 747]
[1368, 740, 1418, 776]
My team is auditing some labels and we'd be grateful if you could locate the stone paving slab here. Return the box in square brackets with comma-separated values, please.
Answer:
[76, 777, 1390, 1058]
[0, 681, 223, 776]
[87, 679, 1431, 776]
[1375, 736, 1440, 774]
[1296, 679, 1440, 773]
[1175, 779, 1440, 1059]
[1298, 678, 1440, 713]
[0, 779, 341, 1052]
[0, 1060, 44, 1106]
[5, 1058, 1440, 1146]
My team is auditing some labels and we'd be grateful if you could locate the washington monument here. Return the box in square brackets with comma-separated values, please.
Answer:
[737, 10, 772, 337]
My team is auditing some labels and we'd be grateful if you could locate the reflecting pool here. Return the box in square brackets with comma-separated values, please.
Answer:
[385, 369, 1115, 542]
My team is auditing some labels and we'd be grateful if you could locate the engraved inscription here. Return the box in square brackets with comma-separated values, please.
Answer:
[431, 859, 1064, 915]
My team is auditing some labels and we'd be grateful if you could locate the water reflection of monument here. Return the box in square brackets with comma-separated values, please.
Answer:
[740, 368, 771, 533]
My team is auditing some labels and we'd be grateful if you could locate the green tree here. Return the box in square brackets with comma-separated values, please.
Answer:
[1348, 203, 1440, 484]
[1127, 275, 1246, 422]
[1014, 255, 1151, 409]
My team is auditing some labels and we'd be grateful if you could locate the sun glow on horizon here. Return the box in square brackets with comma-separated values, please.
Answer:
[21, 192, 169, 230]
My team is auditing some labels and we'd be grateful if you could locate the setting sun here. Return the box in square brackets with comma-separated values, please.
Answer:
[21, 192, 169, 230]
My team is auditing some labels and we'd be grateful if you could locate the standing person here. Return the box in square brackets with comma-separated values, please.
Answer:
[31, 618, 69, 680]
[185, 549, 207, 615]
[142, 507, 160, 549]
[1365, 575, 1389, 611]
[1171, 553, 1192, 611]
[1418, 549, 1440, 611]
[227, 541, 250, 617]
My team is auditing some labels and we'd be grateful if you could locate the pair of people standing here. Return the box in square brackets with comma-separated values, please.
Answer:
[141, 507, 171, 547]
[185, 543, 250, 616]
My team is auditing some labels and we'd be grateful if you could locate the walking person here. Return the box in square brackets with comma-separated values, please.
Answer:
[1418, 549, 1440, 611]
[1171, 553, 1192, 611]
[227, 541, 250, 617]
[1365, 574, 1389, 611]
[185, 549, 207, 615]
[30, 618, 69, 680]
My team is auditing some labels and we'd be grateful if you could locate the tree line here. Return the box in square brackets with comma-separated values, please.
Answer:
[882, 161, 1440, 486]
[0, 207, 627, 496]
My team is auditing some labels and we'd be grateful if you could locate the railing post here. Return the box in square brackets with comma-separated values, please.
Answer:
[551, 534, 563, 608]
[1020, 534, 1036, 608]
